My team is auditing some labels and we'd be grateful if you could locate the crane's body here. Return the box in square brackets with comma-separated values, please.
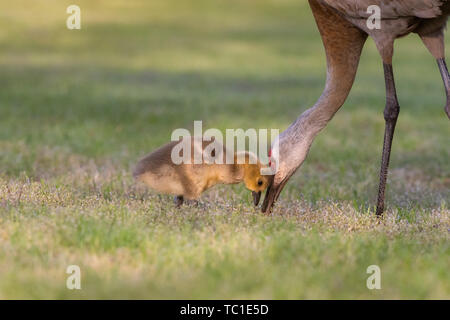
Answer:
[262, 0, 450, 214]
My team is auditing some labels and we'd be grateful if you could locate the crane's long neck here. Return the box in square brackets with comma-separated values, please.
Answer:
[275, 70, 357, 174]
[291, 69, 357, 140]
[274, 1, 368, 177]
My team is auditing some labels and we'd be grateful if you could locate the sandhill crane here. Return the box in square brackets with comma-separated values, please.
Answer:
[262, 0, 450, 214]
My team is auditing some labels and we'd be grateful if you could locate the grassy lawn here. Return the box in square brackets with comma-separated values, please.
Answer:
[0, 0, 449, 299]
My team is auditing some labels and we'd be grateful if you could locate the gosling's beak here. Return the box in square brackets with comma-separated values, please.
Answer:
[252, 191, 261, 206]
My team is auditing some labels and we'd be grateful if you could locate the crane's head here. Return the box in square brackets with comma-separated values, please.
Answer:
[260, 131, 305, 214]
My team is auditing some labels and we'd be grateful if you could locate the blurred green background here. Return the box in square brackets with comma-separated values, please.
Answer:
[0, 0, 448, 299]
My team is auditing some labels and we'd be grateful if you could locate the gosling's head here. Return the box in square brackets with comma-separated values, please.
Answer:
[237, 152, 271, 206]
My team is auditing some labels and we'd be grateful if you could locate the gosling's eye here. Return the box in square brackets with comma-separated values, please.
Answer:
[257, 180, 263, 186]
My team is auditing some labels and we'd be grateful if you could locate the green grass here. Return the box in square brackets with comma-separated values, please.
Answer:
[0, 0, 449, 299]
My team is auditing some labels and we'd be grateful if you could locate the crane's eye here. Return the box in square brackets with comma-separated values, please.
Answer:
[257, 180, 263, 186]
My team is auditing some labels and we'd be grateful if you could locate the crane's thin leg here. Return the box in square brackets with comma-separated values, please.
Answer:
[376, 63, 400, 216]
[437, 58, 450, 118]
[418, 29, 450, 119]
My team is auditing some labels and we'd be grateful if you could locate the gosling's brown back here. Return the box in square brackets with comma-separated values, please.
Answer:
[133, 138, 243, 199]
[133, 140, 180, 179]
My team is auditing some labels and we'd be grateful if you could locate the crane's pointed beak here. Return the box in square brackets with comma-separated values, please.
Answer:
[261, 184, 276, 213]
[261, 175, 289, 214]
[252, 191, 261, 206]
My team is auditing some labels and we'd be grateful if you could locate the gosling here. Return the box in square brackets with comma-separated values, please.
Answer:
[133, 138, 270, 206]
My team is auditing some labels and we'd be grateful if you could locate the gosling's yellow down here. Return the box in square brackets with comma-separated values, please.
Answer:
[133, 138, 270, 206]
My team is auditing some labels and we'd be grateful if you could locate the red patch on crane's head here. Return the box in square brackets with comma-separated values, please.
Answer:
[268, 149, 272, 167]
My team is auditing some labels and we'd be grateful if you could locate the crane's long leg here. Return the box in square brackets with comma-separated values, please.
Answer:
[437, 58, 450, 118]
[376, 63, 400, 216]
[419, 29, 450, 119]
